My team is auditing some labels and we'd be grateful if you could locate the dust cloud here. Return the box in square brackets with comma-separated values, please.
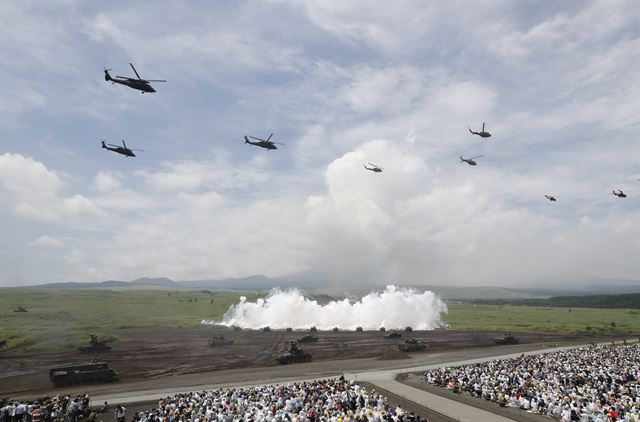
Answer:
[203, 285, 448, 330]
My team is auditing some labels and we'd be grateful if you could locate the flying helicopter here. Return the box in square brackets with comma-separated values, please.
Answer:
[244, 134, 283, 150]
[544, 195, 558, 202]
[469, 122, 492, 138]
[104, 63, 166, 93]
[612, 189, 627, 198]
[459, 155, 482, 166]
[364, 163, 383, 173]
[101, 140, 143, 157]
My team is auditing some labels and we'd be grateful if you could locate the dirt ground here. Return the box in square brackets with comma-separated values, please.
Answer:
[0, 327, 625, 398]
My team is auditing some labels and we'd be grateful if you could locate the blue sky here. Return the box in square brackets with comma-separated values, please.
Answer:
[1, 1, 638, 287]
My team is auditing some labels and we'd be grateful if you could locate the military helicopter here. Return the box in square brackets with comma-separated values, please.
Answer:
[459, 155, 482, 166]
[104, 63, 166, 93]
[364, 163, 383, 172]
[101, 140, 143, 157]
[544, 195, 558, 202]
[244, 133, 283, 150]
[469, 122, 491, 138]
[612, 189, 627, 198]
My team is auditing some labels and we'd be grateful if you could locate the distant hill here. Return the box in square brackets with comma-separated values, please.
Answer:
[22, 273, 639, 300]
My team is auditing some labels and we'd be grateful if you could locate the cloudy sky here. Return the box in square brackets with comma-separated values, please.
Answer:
[1, 1, 638, 287]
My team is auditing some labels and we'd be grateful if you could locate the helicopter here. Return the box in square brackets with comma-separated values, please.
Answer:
[459, 155, 482, 166]
[364, 163, 383, 173]
[244, 134, 283, 150]
[612, 189, 627, 198]
[101, 140, 143, 157]
[544, 195, 558, 202]
[104, 63, 166, 93]
[469, 122, 492, 138]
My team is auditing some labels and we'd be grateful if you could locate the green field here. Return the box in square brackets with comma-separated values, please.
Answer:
[0, 289, 260, 351]
[1, 289, 638, 351]
[444, 302, 640, 334]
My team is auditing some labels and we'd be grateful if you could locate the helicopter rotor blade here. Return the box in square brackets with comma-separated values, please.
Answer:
[248, 136, 266, 142]
[106, 143, 120, 148]
[266, 133, 273, 142]
[482, 122, 485, 131]
[273, 143, 284, 145]
[145, 79, 166, 82]
[122, 139, 127, 148]
[470, 155, 483, 160]
[130, 148, 144, 151]
[129, 63, 142, 80]
[367, 163, 380, 168]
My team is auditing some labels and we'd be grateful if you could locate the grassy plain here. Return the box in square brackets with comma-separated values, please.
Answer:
[1, 289, 638, 351]
[445, 302, 640, 334]
[0, 289, 260, 351]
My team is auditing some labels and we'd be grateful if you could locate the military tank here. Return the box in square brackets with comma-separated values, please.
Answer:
[14, 306, 27, 313]
[384, 331, 402, 339]
[297, 334, 319, 343]
[208, 335, 234, 346]
[49, 361, 118, 387]
[398, 338, 427, 352]
[494, 334, 519, 345]
[78, 335, 112, 354]
[275, 341, 312, 364]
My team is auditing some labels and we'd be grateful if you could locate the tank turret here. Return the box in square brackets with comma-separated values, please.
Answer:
[274, 341, 312, 364]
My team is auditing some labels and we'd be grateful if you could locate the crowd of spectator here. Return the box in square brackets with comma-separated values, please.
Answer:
[422, 343, 639, 421]
[1, 378, 429, 422]
[0, 394, 99, 422]
[129, 378, 427, 422]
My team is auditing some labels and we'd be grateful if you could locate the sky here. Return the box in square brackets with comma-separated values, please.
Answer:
[0, 1, 639, 288]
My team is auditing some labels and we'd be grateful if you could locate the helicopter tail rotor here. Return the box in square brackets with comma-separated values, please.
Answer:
[104, 68, 113, 81]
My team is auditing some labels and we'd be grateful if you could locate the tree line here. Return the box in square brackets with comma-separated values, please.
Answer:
[460, 293, 640, 309]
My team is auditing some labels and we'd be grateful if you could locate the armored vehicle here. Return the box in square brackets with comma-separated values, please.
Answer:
[14, 306, 27, 313]
[275, 341, 312, 364]
[49, 361, 118, 387]
[208, 335, 234, 346]
[494, 334, 519, 345]
[398, 338, 427, 352]
[78, 334, 112, 354]
[384, 332, 402, 339]
[297, 334, 319, 343]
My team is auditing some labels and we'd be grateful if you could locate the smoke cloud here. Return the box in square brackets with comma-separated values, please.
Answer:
[204, 285, 448, 330]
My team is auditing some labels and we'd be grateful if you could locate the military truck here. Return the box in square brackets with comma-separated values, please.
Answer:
[49, 361, 118, 387]
[384, 332, 402, 339]
[208, 335, 234, 346]
[78, 334, 112, 354]
[494, 334, 519, 345]
[398, 338, 427, 352]
[297, 334, 319, 343]
[275, 341, 312, 364]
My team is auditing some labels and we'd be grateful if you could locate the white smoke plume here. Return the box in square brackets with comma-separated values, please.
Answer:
[204, 285, 448, 330]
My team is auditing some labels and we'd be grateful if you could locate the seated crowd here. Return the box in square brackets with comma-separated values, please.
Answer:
[131, 378, 427, 422]
[423, 343, 639, 421]
[1, 379, 429, 422]
[0, 394, 95, 422]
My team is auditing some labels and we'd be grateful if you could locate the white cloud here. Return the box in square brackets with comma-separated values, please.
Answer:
[93, 171, 121, 192]
[31, 235, 64, 248]
[0, 153, 105, 221]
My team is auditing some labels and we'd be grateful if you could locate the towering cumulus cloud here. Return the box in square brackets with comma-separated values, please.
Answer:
[207, 285, 447, 330]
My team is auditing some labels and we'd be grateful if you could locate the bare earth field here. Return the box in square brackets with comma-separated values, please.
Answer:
[0, 327, 628, 398]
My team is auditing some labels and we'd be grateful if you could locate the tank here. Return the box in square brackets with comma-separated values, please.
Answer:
[14, 306, 27, 313]
[494, 334, 519, 345]
[275, 341, 312, 364]
[49, 361, 118, 387]
[208, 335, 234, 346]
[398, 338, 427, 352]
[384, 332, 402, 339]
[78, 334, 112, 354]
[297, 334, 319, 343]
